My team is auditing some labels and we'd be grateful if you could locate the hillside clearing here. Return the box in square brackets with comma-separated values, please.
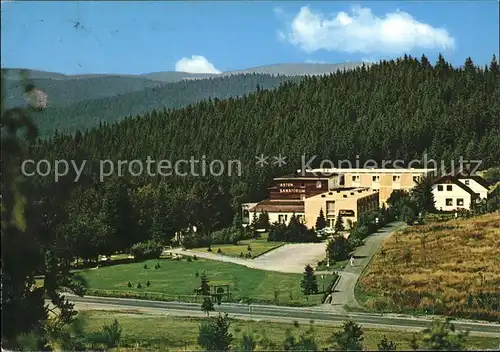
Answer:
[357, 213, 500, 321]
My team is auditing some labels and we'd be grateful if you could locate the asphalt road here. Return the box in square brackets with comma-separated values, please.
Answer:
[328, 221, 407, 310]
[66, 295, 500, 337]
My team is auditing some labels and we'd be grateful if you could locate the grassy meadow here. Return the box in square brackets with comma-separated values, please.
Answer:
[79, 257, 328, 306]
[357, 213, 500, 321]
[191, 234, 284, 258]
[73, 309, 500, 351]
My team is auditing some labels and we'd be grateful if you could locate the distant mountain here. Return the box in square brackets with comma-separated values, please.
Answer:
[2, 76, 164, 107]
[2, 62, 368, 137]
[34, 73, 304, 137]
[221, 62, 367, 76]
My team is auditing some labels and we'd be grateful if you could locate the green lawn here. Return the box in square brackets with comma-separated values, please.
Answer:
[75, 310, 500, 351]
[315, 259, 348, 272]
[192, 235, 285, 258]
[78, 257, 327, 306]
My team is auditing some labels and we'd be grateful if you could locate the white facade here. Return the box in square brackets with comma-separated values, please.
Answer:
[432, 183, 473, 211]
[246, 210, 305, 227]
[457, 178, 488, 199]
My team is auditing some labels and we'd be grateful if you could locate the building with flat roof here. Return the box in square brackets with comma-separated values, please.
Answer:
[304, 188, 379, 229]
[242, 181, 379, 230]
[242, 172, 341, 227]
[267, 171, 341, 200]
[298, 168, 437, 205]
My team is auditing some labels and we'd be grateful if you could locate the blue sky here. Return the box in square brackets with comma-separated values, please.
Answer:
[1, 1, 499, 75]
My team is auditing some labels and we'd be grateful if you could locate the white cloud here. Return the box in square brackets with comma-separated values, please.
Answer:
[283, 6, 455, 54]
[175, 55, 221, 74]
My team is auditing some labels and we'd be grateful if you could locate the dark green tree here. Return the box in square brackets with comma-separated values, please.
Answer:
[199, 272, 214, 316]
[239, 333, 257, 352]
[283, 322, 318, 351]
[300, 264, 319, 297]
[334, 214, 345, 232]
[377, 335, 397, 351]
[198, 313, 233, 351]
[330, 320, 364, 351]
[411, 175, 436, 213]
[1, 72, 85, 349]
[326, 236, 350, 262]
[315, 209, 327, 230]
[417, 318, 469, 351]
[400, 204, 418, 225]
[150, 184, 174, 244]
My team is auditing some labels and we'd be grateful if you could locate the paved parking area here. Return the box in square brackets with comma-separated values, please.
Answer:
[170, 242, 327, 273]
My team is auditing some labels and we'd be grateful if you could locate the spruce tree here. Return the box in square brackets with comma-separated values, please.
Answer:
[150, 185, 174, 244]
[315, 209, 327, 230]
[199, 272, 214, 316]
[330, 320, 364, 351]
[334, 214, 345, 232]
[300, 264, 318, 297]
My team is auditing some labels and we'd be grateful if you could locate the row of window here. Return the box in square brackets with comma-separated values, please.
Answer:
[278, 214, 303, 223]
[445, 198, 464, 206]
[351, 175, 420, 183]
[437, 185, 453, 191]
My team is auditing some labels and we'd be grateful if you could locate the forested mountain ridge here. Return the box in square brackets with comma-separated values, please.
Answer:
[20, 53, 500, 266]
[4, 63, 367, 137]
[31, 54, 500, 169]
[2, 76, 164, 108]
[30, 73, 303, 137]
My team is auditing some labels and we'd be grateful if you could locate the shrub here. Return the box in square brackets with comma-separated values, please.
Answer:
[187, 256, 192, 262]
[101, 319, 122, 348]
[143, 264, 148, 269]
[217, 248, 222, 254]
[193, 255, 198, 260]
[247, 244, 252, 251]
[131, 240, 163, 260]
[146, 280, 151, 287]
[127, 282, 132, 288]
[240, 252, 244, 258]
[154, 263, 160, 269]
[207, 246, 212, 252]
[137, 283, 142, 289]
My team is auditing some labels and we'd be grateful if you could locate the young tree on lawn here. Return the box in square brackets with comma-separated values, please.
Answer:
[300, 264, 318, 298]
[334, 214, 345, 232]
[315, 209, 327, 231]
[240, 334, 257, 352]
[213, 313, 233, 351]
[330, 320, 364, 351]
[418, 318, 469, 351]
[199, 272, 214, 316]
[198, 313, 233, 351]
[201, 297, 214, 317]
[283, 322, 318, 351]
[377, 335, 397, 351]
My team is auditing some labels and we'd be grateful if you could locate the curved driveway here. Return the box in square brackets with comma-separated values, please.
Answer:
[171, 222, 406, 311]
[170, 242, 327, 274]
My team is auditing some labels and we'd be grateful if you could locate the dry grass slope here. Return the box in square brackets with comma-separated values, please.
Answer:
[358, 213, 500, 321]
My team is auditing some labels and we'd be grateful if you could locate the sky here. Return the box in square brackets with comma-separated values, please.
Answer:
[1, 1, 499, 75]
